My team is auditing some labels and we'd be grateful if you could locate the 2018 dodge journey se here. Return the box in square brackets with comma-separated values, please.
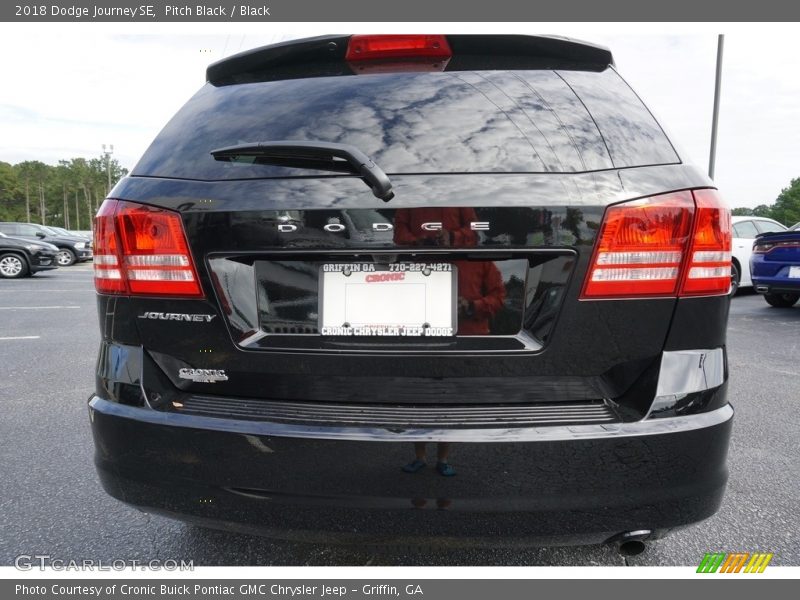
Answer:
[88, 35, 733, 548]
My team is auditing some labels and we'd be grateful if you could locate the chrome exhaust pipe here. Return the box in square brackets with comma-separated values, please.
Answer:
[755, 285, 769, 293]
[606, 530, 652, 556]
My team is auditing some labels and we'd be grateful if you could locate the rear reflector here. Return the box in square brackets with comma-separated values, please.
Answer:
[346, 35, 452, 62]
[93, 200, 202, 297]
[581, 189, 731, 299]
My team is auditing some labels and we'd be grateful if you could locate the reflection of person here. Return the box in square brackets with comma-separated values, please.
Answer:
[403, 442, 455, 477]
[393, 207, 479, 247]
[411, 497, 452, 510]
[393, 207, 506, 477]
[453, 260, 505, 335]
[401, 262, 504, 475]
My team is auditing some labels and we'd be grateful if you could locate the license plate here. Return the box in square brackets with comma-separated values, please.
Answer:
[789, 266, 800, 278]
[319, 263, 456, 336]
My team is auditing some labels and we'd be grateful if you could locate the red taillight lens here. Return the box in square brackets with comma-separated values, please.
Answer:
[93, 200, 202, 297]
[94, 199, 125, 294]
[581, 188, 731, 299]
[346, 34, 452, 62]
[679, 189, 731, 296]
[581, 192, 695, 298]
[754, 240, 800, 253]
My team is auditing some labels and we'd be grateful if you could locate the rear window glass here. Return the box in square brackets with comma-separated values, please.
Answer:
[755, 220, 786, 234]
[134, 68, 679, 180]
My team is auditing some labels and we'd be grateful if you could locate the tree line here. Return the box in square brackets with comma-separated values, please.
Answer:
[732, 177, 800, 226]
[0, 156, 129, 231]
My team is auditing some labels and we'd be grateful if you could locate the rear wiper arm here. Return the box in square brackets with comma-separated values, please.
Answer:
[210, 140, 394, 202]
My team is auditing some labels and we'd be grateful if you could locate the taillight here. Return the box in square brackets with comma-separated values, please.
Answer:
[581, 189, 731, 299]
[345, 35, 452, 73]
[93, 200, 202, 297]
[753, 240, 800, 253]
[678, 189, 731, 296]
[93, 200, 125, 294]
[582, 192, 694, 298]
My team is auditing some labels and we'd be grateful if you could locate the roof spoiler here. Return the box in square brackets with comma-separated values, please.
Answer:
[207, 34, 614, 86]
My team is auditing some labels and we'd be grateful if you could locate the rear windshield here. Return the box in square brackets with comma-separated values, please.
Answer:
[133, 68, 679, 180]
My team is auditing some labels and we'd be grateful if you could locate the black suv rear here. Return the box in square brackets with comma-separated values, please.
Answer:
[89, 35, 733, 547]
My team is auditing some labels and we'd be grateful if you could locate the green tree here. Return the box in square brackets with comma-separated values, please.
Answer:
[770, 177, 800, 226]
[14, 161, 49, 224]
[0, 161, 23, 221]
[0, 155, 128, 225]
[731, 207, 753, 216]
[752, 204, 772, 218]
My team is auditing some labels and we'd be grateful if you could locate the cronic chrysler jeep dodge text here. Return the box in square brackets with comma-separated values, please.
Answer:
[89, 35, 733, 549]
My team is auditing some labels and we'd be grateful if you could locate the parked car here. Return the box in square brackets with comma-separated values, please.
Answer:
[46, 225, 91, 242]
[0, 231, 59, 278]
[88, 35, 734, 549]
[789, 222, 800, 231]
[0, 222, 93, 266]
[731, 216, 787, 293]
[750, 230, 800, 307]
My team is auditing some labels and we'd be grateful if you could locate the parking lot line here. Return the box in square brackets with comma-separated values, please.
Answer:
[0, 336, 41, 340]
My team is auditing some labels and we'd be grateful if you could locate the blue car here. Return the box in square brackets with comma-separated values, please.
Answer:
[751, 231, 800, 307]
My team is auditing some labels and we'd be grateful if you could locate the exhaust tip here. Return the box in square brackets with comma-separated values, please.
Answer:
[755, 286, 769, 293]
[605, 529, 652, 556]
[618, 539, 647, 556]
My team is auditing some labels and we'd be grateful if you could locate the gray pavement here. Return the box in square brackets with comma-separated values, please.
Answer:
[0, 265, 797, 566]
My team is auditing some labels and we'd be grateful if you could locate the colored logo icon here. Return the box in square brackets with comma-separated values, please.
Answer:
[697, 552, 774, 573]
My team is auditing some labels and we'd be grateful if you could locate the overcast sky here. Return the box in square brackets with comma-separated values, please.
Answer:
[0, 27, 798, 209]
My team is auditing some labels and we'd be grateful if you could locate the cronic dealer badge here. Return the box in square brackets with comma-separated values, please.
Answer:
[178, 368, 228, 383]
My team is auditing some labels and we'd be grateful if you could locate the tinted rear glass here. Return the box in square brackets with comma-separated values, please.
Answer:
[134, 68, 679, 180]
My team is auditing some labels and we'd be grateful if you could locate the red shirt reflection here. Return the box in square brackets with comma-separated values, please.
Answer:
[393, 207, 478, 247]
[393, 207, 505, 334]
[453, 260, 505, 334]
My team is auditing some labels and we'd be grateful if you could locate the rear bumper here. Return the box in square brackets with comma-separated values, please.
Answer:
[752, 278, 800, 295]
[89, 396, 733, 546]
[751, 257, 800, 294]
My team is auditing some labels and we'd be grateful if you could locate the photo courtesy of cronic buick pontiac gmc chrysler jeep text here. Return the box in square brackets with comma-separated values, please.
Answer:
[88, 35, 733, 551]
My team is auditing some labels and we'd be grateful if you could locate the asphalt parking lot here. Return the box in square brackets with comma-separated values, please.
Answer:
[1, 265, 798, 566]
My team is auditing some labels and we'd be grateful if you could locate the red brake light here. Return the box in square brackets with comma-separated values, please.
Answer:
[678, 189, 731, 296]
[93, 200, 203, 297]
[93, 200, 125, 294]
[581, 188, 731, 299]
[346, 35, 452, 62]
[581, 192, 695, 298]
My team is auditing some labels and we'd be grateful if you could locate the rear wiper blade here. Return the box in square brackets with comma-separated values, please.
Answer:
[210, 140, 394, 202]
